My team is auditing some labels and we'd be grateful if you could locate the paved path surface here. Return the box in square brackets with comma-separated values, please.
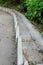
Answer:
[0, 9, 43, 65]
[0, 10, 17, 65]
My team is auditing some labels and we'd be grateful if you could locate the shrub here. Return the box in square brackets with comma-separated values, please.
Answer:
[24, 0, 43, 28]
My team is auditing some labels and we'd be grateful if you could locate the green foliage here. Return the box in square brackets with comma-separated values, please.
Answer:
[0, 0, 24, 7]
[16, 4, 24, 11]
[24, 0, 43, 28]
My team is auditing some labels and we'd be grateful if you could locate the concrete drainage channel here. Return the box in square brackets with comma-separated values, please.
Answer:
[0, 7, 24, 65]
[0, 7, 43, 65]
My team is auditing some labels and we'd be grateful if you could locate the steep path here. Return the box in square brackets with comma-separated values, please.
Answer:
[0, 7, 43, 65]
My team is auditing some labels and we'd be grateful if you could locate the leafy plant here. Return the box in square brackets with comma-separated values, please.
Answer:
[24, 0, 43, 28]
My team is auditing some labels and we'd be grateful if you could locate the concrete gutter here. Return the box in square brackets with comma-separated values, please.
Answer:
[0, 7, 24, 65]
